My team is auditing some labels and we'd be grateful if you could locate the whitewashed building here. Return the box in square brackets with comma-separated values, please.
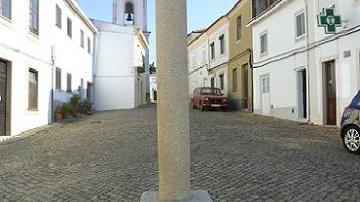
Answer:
[250, 0, 360, 126]
[188, 30, 209, 97]
[207, 16, 230, 96]
[250, 0, 308, 121]
[0, 0, 96, 139]
[93, 0, 149, 110]
[187, 16, 230, 97]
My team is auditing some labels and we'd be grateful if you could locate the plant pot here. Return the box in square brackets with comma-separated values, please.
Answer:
[64, 112, 73, 119]
[55, 112, 63, 122]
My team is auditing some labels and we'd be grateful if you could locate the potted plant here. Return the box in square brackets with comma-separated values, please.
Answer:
[82, 100, 92, 114]
[70, 94, 82, 117]
[54, 105, 64, 122]
[63, 103, 74, 119]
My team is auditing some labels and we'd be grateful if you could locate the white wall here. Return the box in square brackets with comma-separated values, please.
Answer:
[251, 0, 307, 120]
[51, 0, 95, 104]
[208, 23, 230, 95]
[0, 0, 95, 137]
[93, 20, 146, 110]
[309, 0, 360, 125]
[188, 35, 208, 97]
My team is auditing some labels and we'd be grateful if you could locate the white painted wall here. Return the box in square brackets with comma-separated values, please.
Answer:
[309, 0, 360, 125]
[0, 0, 95, 138]
[208, 22, 230, 95]
[93, 20, 147, 110]
[52, 0, 95, 104]
[188, 34, 209, 97]
[251, 0, 307, 121]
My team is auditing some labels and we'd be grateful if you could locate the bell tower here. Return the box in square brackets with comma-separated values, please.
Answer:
[112, 0, 148, 32]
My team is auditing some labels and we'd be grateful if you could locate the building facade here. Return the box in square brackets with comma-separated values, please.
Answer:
[250, 0, 308, 121]
[207, 16, 230, 96]
[93, 0, 149, 110]
[188, 30, 209, 97]
[250, 0, 360, 126]
[113, 0, 151, 102]
[0, 0, 96, 139]
[308, 0, 360, 126]
[93, 19, 148, 110]
[227, 0, 253, 111]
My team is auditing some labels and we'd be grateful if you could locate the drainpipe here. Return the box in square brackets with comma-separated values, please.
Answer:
[248, 48, 254, 113]
[51, 45, 56, 123]
[304, 0, 311, 123]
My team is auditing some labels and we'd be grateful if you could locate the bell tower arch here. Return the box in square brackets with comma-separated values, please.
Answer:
[112, 0, 148, 32]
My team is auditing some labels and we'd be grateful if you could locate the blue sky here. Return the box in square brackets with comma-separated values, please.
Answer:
[77, 0, 238, 64]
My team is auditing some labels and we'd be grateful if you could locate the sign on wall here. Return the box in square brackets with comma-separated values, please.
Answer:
[318, 6, 341, 34]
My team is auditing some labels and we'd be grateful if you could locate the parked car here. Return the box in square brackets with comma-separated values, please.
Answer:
[191, 87, 229, 111]
[341, 90, 360, 154]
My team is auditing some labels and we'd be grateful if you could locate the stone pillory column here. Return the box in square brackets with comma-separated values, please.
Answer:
[140, 0, 212, 201]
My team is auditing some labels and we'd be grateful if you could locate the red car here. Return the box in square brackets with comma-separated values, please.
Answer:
[191, 87, 229, 111]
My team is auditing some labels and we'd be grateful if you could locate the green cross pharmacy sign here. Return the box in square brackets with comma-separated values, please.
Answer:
[318, 6, 341, 34]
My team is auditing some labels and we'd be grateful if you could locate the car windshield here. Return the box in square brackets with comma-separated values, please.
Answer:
[351, 90, 360, 107]
[201, 88, 222, 96]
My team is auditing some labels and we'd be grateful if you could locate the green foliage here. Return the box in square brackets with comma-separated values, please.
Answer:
[63, 103, 74, 113]
[82, 100, 92, 112]
[149, 62, 156, 74]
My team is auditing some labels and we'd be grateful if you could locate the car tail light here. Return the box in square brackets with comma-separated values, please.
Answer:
[204, 97, 209, 103]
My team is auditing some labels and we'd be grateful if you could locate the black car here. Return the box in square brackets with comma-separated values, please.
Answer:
[341, 90, 360, 154]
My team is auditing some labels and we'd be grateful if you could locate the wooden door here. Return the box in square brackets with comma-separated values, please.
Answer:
[0, 61, 7, 136]
[324, 60, 337, 125]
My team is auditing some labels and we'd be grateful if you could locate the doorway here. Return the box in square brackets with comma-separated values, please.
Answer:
[0, 60, 8, 136]
[243, 64, 249, 109]
[323, 60, 337, 125]
[260, 75, 270, 115]
[297, 69, 307, 119]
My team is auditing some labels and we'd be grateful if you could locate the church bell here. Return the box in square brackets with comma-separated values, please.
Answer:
[126, 12, 133, 21]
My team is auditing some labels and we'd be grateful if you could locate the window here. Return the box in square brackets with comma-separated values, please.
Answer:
[80, 30, 84, 48]
[67, 18, 72, 38]
[219, 34, 225, 55]
[55, 4, 61, 29]
[28, 68, 38, 110]
[233, 68, 238, 92]
[296, 12, 305, 39]
[67, 73, 72, 92]
[237, 15, 242, 41]
[219, 74, 224, 90]
[55, 67, 61, 90]
[261, 77, 270, 93]
[87, 37, 91, 53]
[211, 77, 215, 88]
[29, 0, 39, 34]
[0, 0, 11, 20]
[260, 32, 268, 56]
[210, 42, 215, 60]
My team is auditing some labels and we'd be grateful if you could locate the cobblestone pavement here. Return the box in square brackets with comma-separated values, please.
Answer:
[1, 105, 360, 201]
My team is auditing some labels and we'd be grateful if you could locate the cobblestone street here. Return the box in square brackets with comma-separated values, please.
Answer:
[1, 105, 360, 201]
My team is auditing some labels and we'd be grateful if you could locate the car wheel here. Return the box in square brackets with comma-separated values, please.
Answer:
[343, 125, 360, 154]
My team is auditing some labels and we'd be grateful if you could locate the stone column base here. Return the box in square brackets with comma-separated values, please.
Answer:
[140, 190, 212, 202]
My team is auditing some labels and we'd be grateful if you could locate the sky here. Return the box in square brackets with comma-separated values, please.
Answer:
[77, 0, 238, 64]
